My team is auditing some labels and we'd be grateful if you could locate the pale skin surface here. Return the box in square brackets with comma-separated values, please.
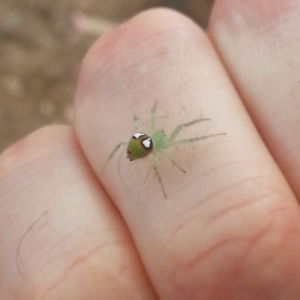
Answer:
[1, 1, 300, 299]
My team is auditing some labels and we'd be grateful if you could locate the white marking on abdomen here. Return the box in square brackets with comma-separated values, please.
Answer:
[142, 138, 152, 149]
[133, 133, 145, 139]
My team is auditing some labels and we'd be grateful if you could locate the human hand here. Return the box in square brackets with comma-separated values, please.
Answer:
[1, 2, 300, 299]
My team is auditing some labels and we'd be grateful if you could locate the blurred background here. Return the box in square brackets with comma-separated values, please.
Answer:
[0, 0, 215, 152]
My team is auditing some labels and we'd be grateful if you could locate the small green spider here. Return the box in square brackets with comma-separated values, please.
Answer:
[101, 103, 225, 198]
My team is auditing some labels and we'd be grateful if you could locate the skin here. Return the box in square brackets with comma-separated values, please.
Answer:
[1, 1, 300, 299]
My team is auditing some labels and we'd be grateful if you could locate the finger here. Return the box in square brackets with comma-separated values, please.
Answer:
[0, 126, 157, 299]
[209, 0, 300, 200]
[75, 8, 300, 299]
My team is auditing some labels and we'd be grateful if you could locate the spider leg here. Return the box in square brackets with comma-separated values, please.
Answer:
[134, 115, 145, 133]
[100, 141, 128, 175]
[158, 150, 186, 173]
[149, 101, 157, 135]
[153, 151, 167, 199]
[167, 118, 211, 144]
[167, 133, 226, 148]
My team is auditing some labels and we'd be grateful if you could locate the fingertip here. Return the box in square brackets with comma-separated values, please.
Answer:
[75, 8, 207, 105]
[0, 125, 75, 179]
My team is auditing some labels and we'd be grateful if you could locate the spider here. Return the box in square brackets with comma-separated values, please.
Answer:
[101, 103, 225, 199]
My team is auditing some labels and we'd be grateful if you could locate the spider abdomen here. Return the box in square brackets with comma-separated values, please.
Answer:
[127, 133, 153, 161]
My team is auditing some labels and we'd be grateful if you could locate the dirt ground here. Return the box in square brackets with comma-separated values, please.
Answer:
[0, 0, 214, 152]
